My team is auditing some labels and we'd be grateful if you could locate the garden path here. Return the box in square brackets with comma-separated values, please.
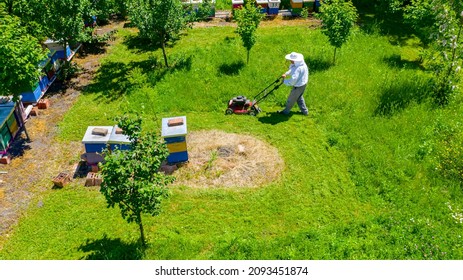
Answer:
[0, 20, 125, 245]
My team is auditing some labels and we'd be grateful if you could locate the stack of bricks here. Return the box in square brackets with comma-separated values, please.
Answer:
[52, 172, 71, 188]
[30, 106, 40, 116]
[0, 154, 11, 165]
[89, 164, 99, 173]
[37, 99, 50, 109]
[85, 172, 103, 186]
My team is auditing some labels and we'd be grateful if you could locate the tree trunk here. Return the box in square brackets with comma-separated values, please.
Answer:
[447, 23, 462, 78]
[247, 49, 250, 64]
[7, 0, 13, 14]
[333, 47, 337, 65]
[137, 212, 146, 247]
[161, 37, 169, 68]
[63, 39, 68, 61]
[16, 100, 30, 141]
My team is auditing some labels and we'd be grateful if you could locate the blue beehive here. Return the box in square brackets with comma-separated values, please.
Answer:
[20, 50, 58, 104]
[20, 82, 42, 103]
[0, 99, 23, 155]
[44, 39, 72, 60]
[268, 0, 280, 14]
[108, 125, 131, 151]
[38, 75, 49, 92]
[82, 126, 113, 153]
[256, 0, 268, 14]
[161, 116, 188, 164]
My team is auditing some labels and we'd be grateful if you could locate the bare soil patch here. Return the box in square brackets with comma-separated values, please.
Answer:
[173, 130, 284, 188]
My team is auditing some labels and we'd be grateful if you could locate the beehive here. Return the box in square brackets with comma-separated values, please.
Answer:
[81, 126, 113, 153]
[268, 0, 281, 15]
[161, 116, 188, 164]
[108, 125, 131, 151]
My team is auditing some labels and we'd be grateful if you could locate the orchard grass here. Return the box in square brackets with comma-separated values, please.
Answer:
[2, 22, 463, 260]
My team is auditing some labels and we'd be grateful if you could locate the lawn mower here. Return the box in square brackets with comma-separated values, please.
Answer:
[225, 77, 283, 116]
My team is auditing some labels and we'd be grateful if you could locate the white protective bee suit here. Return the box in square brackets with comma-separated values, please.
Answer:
[280, 52, 309, 116]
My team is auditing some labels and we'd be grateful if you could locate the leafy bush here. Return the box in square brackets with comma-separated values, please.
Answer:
[435, 131, 463, 182]
[57, 61, 80, 81]
[80, 28, 117, 46]
[300, 7, 310, 19]
[87, 0, 128, 23]
[194, 0, 214, 22]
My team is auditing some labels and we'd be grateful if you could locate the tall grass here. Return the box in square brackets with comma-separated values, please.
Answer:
[2, 22, 463, 260]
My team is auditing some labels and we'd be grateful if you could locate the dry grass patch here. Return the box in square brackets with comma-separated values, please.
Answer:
[173, 130, 284, 188]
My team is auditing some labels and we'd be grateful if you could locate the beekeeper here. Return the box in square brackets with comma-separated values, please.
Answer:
[278, 52, 309, 116]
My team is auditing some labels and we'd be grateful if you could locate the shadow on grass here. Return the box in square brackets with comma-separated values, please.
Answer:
[223, 36, 237, 43]
[383, 54, 424, 70]
[375, 75, 433, 117]
[79, 235, 145, 260]
[306, 57, 332, 72]
[218, 61, 245, 76]
[357, 12, 416, 46]
[84, 61, 128, 100]
[258, 112, 292, 125]
[80, 42, 108, 56]
[84, 55, 193, 101]
[123, 34, 161, 53]
[123, 33, 184, 54]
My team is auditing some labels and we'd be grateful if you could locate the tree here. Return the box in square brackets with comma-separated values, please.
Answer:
[47, 0, 90, 51]
[195, 0, 214, 22]
[100, 115, 174, 247]
[1, 0, 15, 14]
[0, 8, 48, 101]
[20, 0, 90, 58]
[127, 0, 189, 68]
[234, 0, 263, 64]
[403, 0, 440, 46]
[427, 4, 463, 104]
[317, 0, 358, 64]
[374, 0, 406, 18]
[86, 0, 128, 24]
[402, 1, 463, 104]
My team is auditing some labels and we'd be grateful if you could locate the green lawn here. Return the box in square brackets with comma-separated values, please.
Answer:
[1, 21, 463, 260]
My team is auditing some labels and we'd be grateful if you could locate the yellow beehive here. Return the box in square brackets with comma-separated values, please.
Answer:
[167, 141, 188, 153]
[291, 0, 303, 8]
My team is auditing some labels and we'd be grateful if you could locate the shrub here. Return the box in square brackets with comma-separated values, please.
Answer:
[435, 131, 463, 182]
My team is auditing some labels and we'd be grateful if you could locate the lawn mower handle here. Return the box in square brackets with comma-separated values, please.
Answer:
[254, 77, 284, 98]
[252, 77, 284, 105]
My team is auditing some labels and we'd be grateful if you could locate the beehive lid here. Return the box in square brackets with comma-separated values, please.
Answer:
[82, 126, 113, 144]
[161, 116, 187, 138]
[43, 39, 61, 47]
[108, 125, 131, 144]
[0, 105, 14, 128]
[0, 97, 15, 108]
